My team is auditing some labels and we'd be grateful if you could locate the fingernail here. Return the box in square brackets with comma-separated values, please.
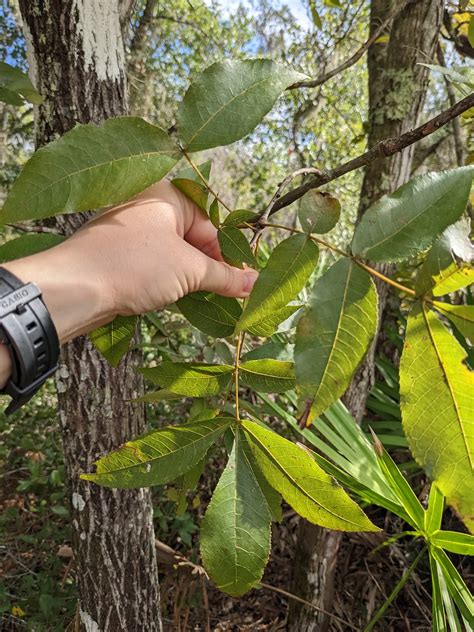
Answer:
[243, 270, 258, 293]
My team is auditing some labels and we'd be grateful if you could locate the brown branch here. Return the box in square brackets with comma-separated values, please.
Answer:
[267, 93, 474, 217]
[129, 0, 158, 56]
[288, 1, 407, 90]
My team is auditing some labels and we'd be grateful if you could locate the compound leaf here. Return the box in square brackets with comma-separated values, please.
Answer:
[239, 359, 295, 393]
[140, 362, 234, 396]
[1, 117, 180, 224]
[400, 303, 474, 533]
[242, 419, 378, 532]
[295, 258, 378, 423]
[81, 417, 232, 488]
[177, 59, 306, 152]
[238, 234, 318, 332]
[201, 429, 272, 596]
[351, 168, 474, 262]
[90, 315, 137, 367]
[176, 291, 241, 337]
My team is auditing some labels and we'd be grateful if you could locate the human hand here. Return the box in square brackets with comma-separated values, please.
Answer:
[3, 180, 258, 345]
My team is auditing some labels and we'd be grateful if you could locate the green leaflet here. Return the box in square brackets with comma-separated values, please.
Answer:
[351, 167, 474, 262]
[176, 291, 242, 337]
[239, 359, 295, 393]
[201, 429, 272, 596]
[209, 197, 220, 228]
[177, 59, 306, 152]
[400, 303, 474, 533]
[298, 190, 341, 234]
[81, 417, 232, 488]
[171, 160, 211, 211]
[424, 484, 444, 535]
[218, 226, 256, 267]
[140, 362, 234, 396]
[1, 117, 180, 224]
[0, 233, 65, 263]
[223, 209, 258, 226]
[247, 304, 301, 336]
[430, 531, 474, 556]
[89, 315, 137, 367]
[433, 302, 474, 342]
[237, 234, 318, 332]
[242, 419, 378, 532]
[130, 390, 184, 403]
[295, 258, 378, 422]
[0, 61, 43, 105]
[415, 219, 474, 297]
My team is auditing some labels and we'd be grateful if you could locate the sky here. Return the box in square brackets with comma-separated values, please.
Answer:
[203, 0, 311, 29]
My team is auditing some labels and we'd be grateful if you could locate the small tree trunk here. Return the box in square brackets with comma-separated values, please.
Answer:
[17, 2, 162, 630]
[288, 2, 443, 630]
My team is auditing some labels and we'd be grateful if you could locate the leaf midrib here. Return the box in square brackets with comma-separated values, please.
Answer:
[422, 305, 474, 470]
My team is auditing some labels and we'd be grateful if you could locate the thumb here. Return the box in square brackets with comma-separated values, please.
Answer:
[200, 257, 258, 298]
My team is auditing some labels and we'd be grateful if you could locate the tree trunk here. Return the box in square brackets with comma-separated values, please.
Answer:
[288, 2, 443, 630]
[17, 2, 162, 630]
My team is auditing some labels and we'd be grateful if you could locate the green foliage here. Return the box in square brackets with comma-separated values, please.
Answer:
[200, 430, 272, 596]
[0, 233, 64, 263]
[171, 160, 212, 211]
[400, 303, 474, 533]
[295, 258, 377, 422]
[239, 359, 295, 392]
[415, 219, 474, 297]
[351, 168, 474, 262]
[242, 418, 378, 532]
[140, 362, 234, 396]
[89, 316, 137, 368]
[298, 190, 341, 234]
[433, 302, 474, 342]
[237, 234, 319, 332]
[218, 225, 256, 267]
[81, 417, 232, 488]
[176, 59, 306, 152]
[176, 291, 241, 337]
[1, 118, 180, 224]
[0, 60, 43, 105]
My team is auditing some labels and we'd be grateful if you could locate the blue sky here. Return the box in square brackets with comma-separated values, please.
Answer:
[204, 0, 311, 28]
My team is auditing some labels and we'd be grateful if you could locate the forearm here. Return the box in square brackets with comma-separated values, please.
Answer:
[0, 240, 113, 389]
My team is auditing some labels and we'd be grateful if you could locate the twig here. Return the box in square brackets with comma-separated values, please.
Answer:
[181, 149, 233, 213]
[250, 168, 323, 246]
[288, 1, 407, 90]
[268, 93, 474, 216]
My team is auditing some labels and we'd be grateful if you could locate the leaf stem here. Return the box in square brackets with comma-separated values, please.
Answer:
[261, 221, 417, 297]
[234, 331, 245, 421]
[181, 149, 233, 213]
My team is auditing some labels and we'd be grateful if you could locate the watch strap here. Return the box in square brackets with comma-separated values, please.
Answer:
[0, 267, 59, 414]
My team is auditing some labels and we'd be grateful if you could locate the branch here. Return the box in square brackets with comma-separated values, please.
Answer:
[129, 0, 158, 56]
[267, 93, 474, 216]
[288, 1, 407, 90]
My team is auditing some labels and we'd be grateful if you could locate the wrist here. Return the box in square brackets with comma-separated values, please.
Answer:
[2, 240, 115, 345]
[0, 342, 13, 389]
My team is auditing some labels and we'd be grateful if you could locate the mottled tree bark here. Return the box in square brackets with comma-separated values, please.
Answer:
[17, 2, 162, 630]
[288, 2, 443, 630]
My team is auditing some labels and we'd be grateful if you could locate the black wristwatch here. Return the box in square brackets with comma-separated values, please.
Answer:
[0, 267, 59, 415]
